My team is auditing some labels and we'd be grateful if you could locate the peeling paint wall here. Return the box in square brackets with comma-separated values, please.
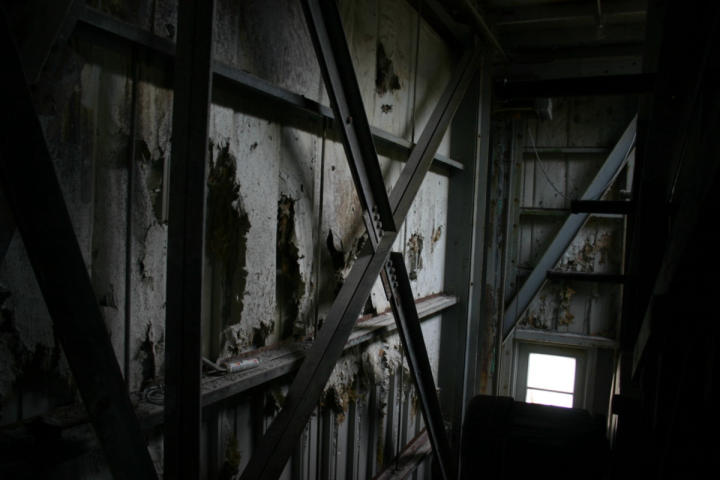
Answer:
[0, 0, 455, 478]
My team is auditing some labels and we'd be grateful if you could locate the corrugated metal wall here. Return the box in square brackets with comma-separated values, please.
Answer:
[0, 0, 467, 478]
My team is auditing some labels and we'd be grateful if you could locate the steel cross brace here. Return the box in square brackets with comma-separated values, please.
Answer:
[0, 7, 156, 480]
[240, 1, 480, 478]
[503, 116, 637, 339]
[301, 0, 395, 248]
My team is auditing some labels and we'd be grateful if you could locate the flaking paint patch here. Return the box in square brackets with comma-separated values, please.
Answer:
[559, 221, 620, 273]
[205, 142, 254, 354]
[276, 195, 306, 339]
[521, 283, 577, 329]
[136, 139, 165, 223]
[325, 229, 373, 314]
[136, 323, 160, 390]
[323, 349, 362, 423]
[0, 288, 73, 420]
[430, 225, 443, 253]
[406, 233, 424, 281]
[557, 285, 576, 326]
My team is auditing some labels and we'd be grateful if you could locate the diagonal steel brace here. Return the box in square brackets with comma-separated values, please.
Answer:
[302, 0, 395, 248]
[385, 252, 454, 479]
[239, 1, 480, 478]
[0, 7, 156, 480]
[503, 116, 637, 339]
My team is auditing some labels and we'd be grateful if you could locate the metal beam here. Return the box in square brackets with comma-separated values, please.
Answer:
[373, 430, 431, 480]
[494, 0, 646, 29]
[546, 271, 628, 283]
[508, 44, 644, 63]
[387, 253, 454, 480]
[450, 0, 508, 61]
[239, 35, 480, 480]
[163, 1, 215, 478]
[404, 0, 472, 47]
[5, 0, 81, 83]
[571, 200, 632, 214]
[0, 9, 156, 480]
[496, 73, 655, 98]
[503, 116, 636, 339]
[74, 5, 461, 172]
[299, 11, 455, 474]
[500, 23, 646, 52]
[301, 0, 395, 247]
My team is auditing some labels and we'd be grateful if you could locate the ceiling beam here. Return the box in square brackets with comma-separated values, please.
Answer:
[493, 0, 646, 29]
[495, 73, 654, 98]
[501, 23, 645, 52]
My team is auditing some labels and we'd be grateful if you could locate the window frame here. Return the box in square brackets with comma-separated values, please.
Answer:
[513, 342, 588, 409]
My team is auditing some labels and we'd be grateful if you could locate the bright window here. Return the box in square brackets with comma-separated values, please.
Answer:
[524, 353, 576, 408]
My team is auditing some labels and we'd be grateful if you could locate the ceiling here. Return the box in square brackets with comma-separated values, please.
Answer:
[479, 0, 648, 79]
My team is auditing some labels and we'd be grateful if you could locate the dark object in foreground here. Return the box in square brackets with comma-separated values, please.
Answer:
[462, 395, 609, 479]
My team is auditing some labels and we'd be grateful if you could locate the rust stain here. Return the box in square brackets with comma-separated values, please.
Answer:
[406, 233, 424, 280]
[430, 225, 443, 253]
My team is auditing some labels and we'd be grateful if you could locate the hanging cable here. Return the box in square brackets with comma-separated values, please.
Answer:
[527, 127, 571, 201]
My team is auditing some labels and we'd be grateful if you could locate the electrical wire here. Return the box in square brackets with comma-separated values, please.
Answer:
[527, 127, 571, 201]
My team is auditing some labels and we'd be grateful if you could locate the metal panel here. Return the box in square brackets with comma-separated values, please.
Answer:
[0, 9, 156, 480]
[239, 38, 480, 480]
[503, 116, 636, 339]
[163, 0, 215, 478]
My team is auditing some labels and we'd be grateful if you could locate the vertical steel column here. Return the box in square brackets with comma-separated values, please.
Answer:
[0, 8, 156, 480]
[163, 1, 215, 478]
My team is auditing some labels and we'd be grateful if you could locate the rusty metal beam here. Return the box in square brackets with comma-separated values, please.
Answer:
[238, 3, 480, 473]
[163, 0, 215, 478]
[0, 8, 156, 480]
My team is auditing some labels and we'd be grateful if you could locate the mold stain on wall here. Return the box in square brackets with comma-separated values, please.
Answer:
[375, 42, 401, 96]
[206, 141, 251, 356]
[276, 194, 306, 340]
